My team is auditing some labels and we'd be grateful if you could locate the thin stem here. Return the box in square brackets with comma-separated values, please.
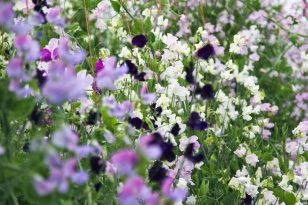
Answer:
[82, 0, 94, 70]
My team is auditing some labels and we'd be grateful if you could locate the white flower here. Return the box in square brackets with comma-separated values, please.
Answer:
[245, 184, 258, 198]
[186, 195, 196, 205]
[234, 144, 246, 157]
[245, 153, 259, 167]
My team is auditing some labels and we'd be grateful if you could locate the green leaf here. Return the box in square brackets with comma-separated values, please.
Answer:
[132, 19, 143, 35]
[110, 0, 121, 13]
[144, 17, 152, 34]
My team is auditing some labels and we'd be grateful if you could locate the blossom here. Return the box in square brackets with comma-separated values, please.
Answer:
[132, 35, 147, 48]
[245, 153, 259, 167]
[110, 149, 138, 175]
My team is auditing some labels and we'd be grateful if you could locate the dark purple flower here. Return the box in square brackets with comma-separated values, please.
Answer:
[196, 44, 215, 60]
[196, 84, 215, 99]
[170, 123, 180, 136]
[94, 182, 102, 192]
[148, 161, 167, 184]
[187, 112, 208, 131]
[149, 133, 176, 162]
[36, 69, 47, 87]
[40, 48, 52, 62]
[185, 62, 195, 84]
[89, 156, 106, 175]
[132, 34, 147, 48]
[125, 60, 138, 76]
[128, 117, 143, 129]
[184, 143, 205, 163]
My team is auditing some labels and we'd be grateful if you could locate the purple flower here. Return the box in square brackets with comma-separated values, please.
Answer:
[71, 171, 89, 185]
[0, 3, 14, 27]
[132, 34, 147, 48]
[110, 149, 138, 175]
[96, 58, 104, 73]
[161, 177, 187, 202]
[118, 176, 156, 205]
[58, 38, 85, 66]
[42, 62, 86, 104]
[40, 48, 52, 62]
[46, 7, 66, 27]
[196, 44, 215, 60]
[187, 112, 208, 131]
[51, 126, 79, 150]
[9, 80, 33, 98]
[33, 175, 55, 196]
[14, 35, 40, 62]
[6, 58, 29, 81]
[96, 57, 128, 90]
[139, 134, 162, 160]
[140, 83, 156, 104]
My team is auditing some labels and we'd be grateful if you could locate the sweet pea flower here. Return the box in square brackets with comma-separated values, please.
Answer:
[0, 2, 14, 27]
[161, 177, 187, 202]
[42, 62, 87, 104]
[245, 153, 259, 167]
[110, 149, 138, 175]
[51, 126, 79, 150]
[96, 57, 128, 90]
[118, 176, 158, 205]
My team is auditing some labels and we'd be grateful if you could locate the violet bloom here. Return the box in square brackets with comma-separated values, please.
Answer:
[96, 57, 128, 90]
[140, 83, 156, 104]
[40, 48, 52, 62]
[58, 38, 85, 66]
[139, 134, 162, 160]
[187, 112, 208, 131]
[0, 2, 14, 27]
[118, 176, 158, 205]
[132, 34, 147, 48]
[110, 149, 138, 175]
[14, 35, 40, 62]
[96, 58, 104, 73]
[102, 96, 133, 120]
[161, 177, 187, 202]
[6, 58, 29, 81]
[33, 175, 55, 196]
[46, 7, 66, 27]
[42, 62, 86, 104]
[9, 80, 33, 98]
[51, 126, 79, 150]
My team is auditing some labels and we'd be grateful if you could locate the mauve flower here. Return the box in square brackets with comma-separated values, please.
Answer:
[6, 58, 29, 81]
[51, 126, 79, 150]
[71, 171, 89, 185]
[96, 57, 128, 90]
[140, 83, 156, 104]
[46, 7, 65, 27]
[58, 38, 85, 66]
[132, 34, 147, 48]
[9, 80, 33, 98]
[111, 149, 138, 175]
[139, 134, 162, 160]
[0, 2, 14, 27]
[118, 176, 156, 205]
[42, 62, 86, 104]
[33, 175, 55, 196]
[14, 35, 40, 62]
[161, 177, 187, 202]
